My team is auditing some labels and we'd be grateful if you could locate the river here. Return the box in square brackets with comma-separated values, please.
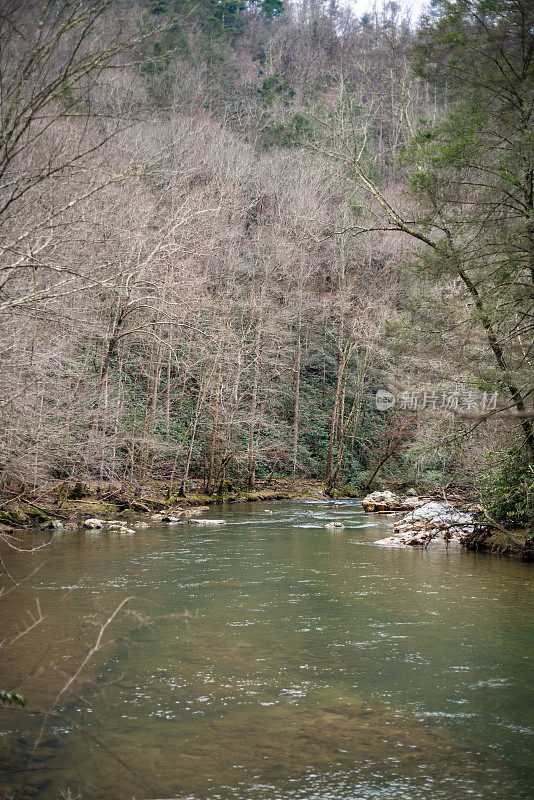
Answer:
[1, 499, 533, 799]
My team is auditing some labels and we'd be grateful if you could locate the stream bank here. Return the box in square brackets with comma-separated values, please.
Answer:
[360, 490, 533, 562]
[0, 478, 327, 532]
[463, 526, 534, 561]
[1, 479, 531, 560]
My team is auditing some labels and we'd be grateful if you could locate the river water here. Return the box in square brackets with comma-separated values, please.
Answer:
[1, 499, 533, 800]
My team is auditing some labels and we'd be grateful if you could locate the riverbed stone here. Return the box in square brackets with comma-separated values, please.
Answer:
[40, 519, 63, 530]
[362, 490, 406, 512]
[402, 496, 425, 510]
[325, 521, 345, 529]
[362, 490, 425, 513]
[83, 518, 104, 529]
[374, 502, 478, 548]
[374, 535, 407, 547]
[182, 506, 210, 516]
[188, 518, 226, 525]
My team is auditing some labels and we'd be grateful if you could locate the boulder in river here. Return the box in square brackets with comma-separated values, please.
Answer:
[182, 506, 210, 517]
[83, 518, 104, 529]
[41, 519, 63, 530]
[325, 521, 344, 529]
[374, 502, 476, 548]
[362, 490, 415, 512]
[107, 520, 136, 533]
[374, 535, 406, 547]
[188, 518, 226, 525]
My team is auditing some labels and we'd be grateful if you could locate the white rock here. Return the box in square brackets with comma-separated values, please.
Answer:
[43, 519, 63, 530]
[402, 497, 426, 510]
[182, 506, 209, 516]
[397, 502, 473, 526]
[374, 536, 407, 547]
[368, 490, 401, 502]
[83, 518, 104, 529]
[135, 521, 149, 529]
[325, 521, 345, 529]
[362, 490, 405, 511]
[188, 519, 226, 525]
[392, 502, 476, 544]
[406, 532, 433, 546]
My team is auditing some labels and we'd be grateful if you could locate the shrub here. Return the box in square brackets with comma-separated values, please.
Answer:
[481, 448, 534, 527]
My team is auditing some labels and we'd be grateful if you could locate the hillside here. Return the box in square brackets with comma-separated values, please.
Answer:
[0, 0, 532, 526]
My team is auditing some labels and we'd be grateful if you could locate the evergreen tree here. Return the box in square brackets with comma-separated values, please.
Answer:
[406, 0, 534, 457]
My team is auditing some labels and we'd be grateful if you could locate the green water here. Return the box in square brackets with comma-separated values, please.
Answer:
[1, 500, 533, 800]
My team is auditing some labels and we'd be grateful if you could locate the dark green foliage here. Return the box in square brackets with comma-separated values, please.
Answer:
[1, 690, 26, 707]
[140, 0, 281, 118]
[257, 72, 294, 105]
[347, 196, 363, 219]
[139, 9, 191, 105]
[150, 0, 169, 12]
[208, 0, 248, 33]
[255, 0, 284, 19]
[261, 113, 313, 149]
[294, 374, 331, 476]
[482, 448, 534, 527]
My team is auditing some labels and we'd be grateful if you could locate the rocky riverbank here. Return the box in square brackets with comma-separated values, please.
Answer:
[462, 526, 534, 561]
[1, 480, 531, 561]
[0, 478, 328, 534]
[361, 490, 533, 561]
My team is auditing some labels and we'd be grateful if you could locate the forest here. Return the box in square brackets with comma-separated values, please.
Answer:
[0, 0, 532, 525]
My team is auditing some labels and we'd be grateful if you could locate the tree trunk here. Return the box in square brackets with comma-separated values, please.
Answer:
[292, 316, 301, 476]
[206, 364, 221, 494]
[247, 322, 262, 490]
[325, 343, 345, 489]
